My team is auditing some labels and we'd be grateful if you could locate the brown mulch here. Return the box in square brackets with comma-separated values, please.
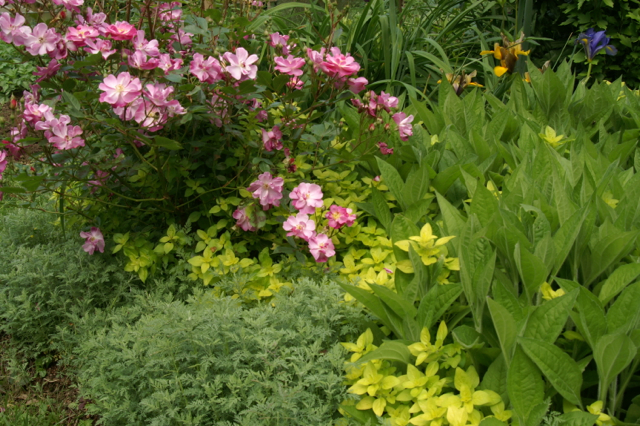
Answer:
[0, 101, 14, 140]
[0, 334, 99, 425]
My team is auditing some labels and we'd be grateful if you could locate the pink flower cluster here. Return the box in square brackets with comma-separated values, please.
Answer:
[282, 205, 355, 262]
[80, 227, 105, 255]
[262, 126, 283, 151]
[283, 192, 335, 262]
[247, 172, 284, 210]
[290, 182, 323, 214]
[325, 205, 356, 228]
[21, 89, 86, 150]
[305, 47, 367, 92]
[232, 178, 356, 263]
[283, 183, 356, 263]
[98, 73, 186, 132]
[269, 32, 295, 55]
[189, 47, 258, 83]
[1, 5, 189, 71]
[351, 90, 415, 144]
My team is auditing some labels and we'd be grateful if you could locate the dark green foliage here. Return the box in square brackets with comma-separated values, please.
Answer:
[72, 278, 367, 426]
[0, 42, 36, 103]
[528, 0, 640, 86]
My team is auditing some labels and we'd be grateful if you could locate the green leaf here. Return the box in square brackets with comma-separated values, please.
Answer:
[416, 282, 462, 330]
[376, 157, 406, 210]
[339, 403, 378, 425]
[519, 337, 583, 406]
[487, 298, 517, 364]
[526, 401, 550, 426]
[452, 325, 484, 349]
[154, 136, 183, 150]
[0, 187, 27, 193]
[479, 418, 508, 426]
[514, 244, 547, 301]
[573, 287, 608, 349]
[338, 283, 394, 334]
[593, 333, 637, 400]
[493, 278, 524, 321]
[13, 173, 44, 191]
[356, 340, 412, 365]
[508, 346, 545, 422]
[436, 191, 467, 238]
[584, 230, 638, 286]
[403, 162, 430, 208]
[469, 184, 499, 227]
[524, 289, 579, 343]
[369, 283, 417, 320]
[552, 207, 588, 276]
[598, 263, 640, 305]
[480, 354, 508, 403]
[607, 282, 640, 334]
[390, 215, 420, 295]
[370, 187, 392, 231]
[62, 91, 82, 111]
[555, 411, 599, 426]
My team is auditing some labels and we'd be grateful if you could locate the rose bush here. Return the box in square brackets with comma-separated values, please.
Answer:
[0, 0, 416, 291]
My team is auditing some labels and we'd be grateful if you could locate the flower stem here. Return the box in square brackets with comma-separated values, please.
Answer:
[585, 62, 593, 82]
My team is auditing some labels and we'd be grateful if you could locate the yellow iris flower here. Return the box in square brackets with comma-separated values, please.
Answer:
[480, 33, 530, 77]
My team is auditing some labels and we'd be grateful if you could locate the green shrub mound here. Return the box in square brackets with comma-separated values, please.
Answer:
[72, 278, 368, 426]
[0, 207, 139, 357]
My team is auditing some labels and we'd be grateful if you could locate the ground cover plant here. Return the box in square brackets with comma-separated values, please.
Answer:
[1, 0, 640, 424]
[71, 277, 369, 426]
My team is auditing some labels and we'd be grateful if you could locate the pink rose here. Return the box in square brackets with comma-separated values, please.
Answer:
[290, 182, 323, 214]
[80, 227, 105, 255]
[247, 172, 284, 210]
[308, 233, 335, 262]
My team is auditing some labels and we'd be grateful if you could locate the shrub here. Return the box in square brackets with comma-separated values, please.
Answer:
[72, 277, 369, 426]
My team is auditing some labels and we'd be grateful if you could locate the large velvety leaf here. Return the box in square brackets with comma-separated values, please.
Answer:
[416, 282, 463, 330]
[376, 157, 406, 210]
[524, 289, 579, 344]
[487, 298, 517, 364]
[514, 244, 547, 300]
[584, 230, 638, 286]
[519, 337, 583, 406]
[369, 283, 417, 320]
[508, 347, 545, 422]
[573, 287, 608, 349]
[402, 162, 431, 208]
[526, 401, 550, 426]
[552, 207, 588, 276]
[469, 184, 499, 228]
[480, 354, 508, 404]
[370, 187, 393, 232]
[556, 411, 598, 426]
[607, 282, 640, 335]
[338, 283, 394, 334]
[598, 263, 640, 305]
[594, 333, 637, 397]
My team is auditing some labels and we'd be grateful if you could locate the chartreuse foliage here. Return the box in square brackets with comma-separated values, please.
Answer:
[337, 63, 640, 425]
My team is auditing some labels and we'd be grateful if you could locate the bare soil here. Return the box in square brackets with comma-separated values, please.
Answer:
[0, 335, 98, 425]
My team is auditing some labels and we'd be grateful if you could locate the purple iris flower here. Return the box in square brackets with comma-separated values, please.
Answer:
[576, 28, 618, 62]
